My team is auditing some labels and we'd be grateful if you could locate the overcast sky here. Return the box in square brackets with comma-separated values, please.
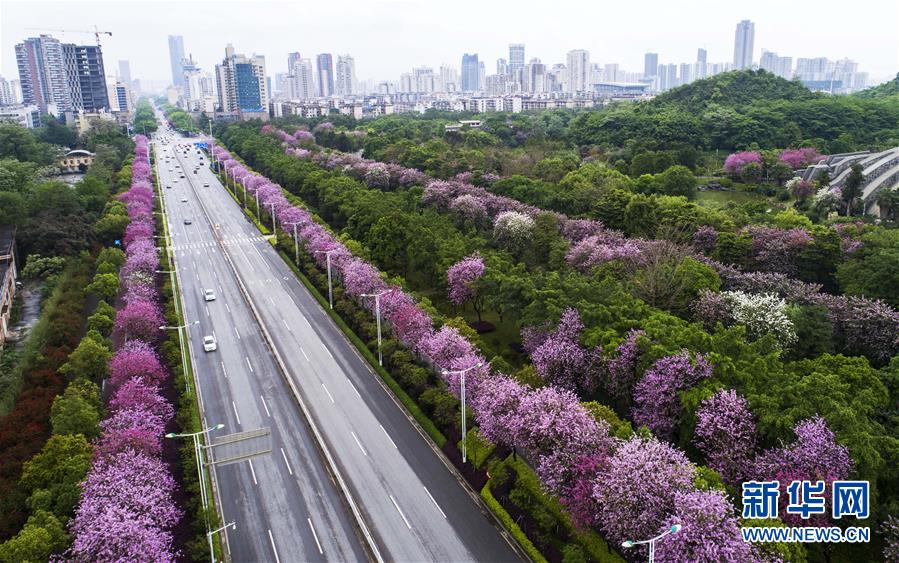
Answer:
[2, 0, 897, 87]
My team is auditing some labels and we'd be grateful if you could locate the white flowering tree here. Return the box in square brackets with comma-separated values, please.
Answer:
[722, 290, 797, 348]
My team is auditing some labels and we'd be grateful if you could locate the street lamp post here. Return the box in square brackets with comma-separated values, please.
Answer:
[269, 202, 277, 236]
[255, 189, 260, 217]
[313, 249, 338, 309]
[283, 221, 302, 265]
[160, 320, 199, 392]
[360, 289, 393, 365]
[207, 521, 235, 563]
[441, 362, 483, 464]
[621, 524, 682, 563]
[166, 424, 226, 563]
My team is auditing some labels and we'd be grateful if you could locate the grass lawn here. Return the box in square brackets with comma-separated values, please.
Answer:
[695, 189, 767, 206]
[456, 307, 527, 368]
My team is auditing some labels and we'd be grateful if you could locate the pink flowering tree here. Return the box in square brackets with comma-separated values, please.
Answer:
[754, 415, 852, 526]
[655, 490, 762, 562]
[632, 352, 713, 439]
[68, 450, 181, 561]
[526, 308, 600, 392]
[593, 436, 696, 545]
[779, 148, 824, 169]
[446, 253, 486, 320]
[108, 340, 167, 388]
[420, 325, 475, 370]
[469, 375, 526, 447]
[113, 299, 164, 343]
[108, 379, 174, 421]
[95, 407, 168, 459]
[723, 151, 762, 178]
[449, 194, 490, 229]
[693, 389, 757, 485]
[601, 329, 645, 404]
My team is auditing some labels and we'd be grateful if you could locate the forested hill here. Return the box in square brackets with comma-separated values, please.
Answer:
[853, 73, 899, 99]
[650, 69, 817, 113]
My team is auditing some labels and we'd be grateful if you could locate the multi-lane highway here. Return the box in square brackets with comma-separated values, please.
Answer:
[154, 123, 521, 562]
[154, 131, 368, 562]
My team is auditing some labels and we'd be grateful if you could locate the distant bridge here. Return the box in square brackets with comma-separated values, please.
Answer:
[802, 147, 899, 216]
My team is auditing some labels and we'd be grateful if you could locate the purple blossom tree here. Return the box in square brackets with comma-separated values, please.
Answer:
[754, 415, 852, 526]
[632, 352, 713, 439]
[723, 151, 762, 177]
[108, 340, 167, 388]
[108, 379, 174, 421]
[602, 329, 645, 402]
[446, 253, 486, 319]
[593, 436, 696, 545]
[693, 389, 757, 485]
[655, 490, 762, 563]
[113, 299, 164, 343]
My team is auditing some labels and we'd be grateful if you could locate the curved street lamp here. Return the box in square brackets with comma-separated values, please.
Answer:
[621, 524, 682, 562]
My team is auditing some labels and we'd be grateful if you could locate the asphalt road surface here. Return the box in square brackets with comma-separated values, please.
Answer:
[154, 124, 520, 562]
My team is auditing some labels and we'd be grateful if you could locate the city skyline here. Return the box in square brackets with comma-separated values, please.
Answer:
[2, 0, 896, 89]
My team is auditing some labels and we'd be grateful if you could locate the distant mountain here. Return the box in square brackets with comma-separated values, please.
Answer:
[650, 69, 816, 113]
[853, 73, 899, 99]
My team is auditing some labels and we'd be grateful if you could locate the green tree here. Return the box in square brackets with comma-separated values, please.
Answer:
[654, 165, 698, 199]
[0, 510, 68, 563]
[49, 380, 102, 438]
[59, 337, 111, 381]
[20, 434, 93, 519]
[836, 229, 899, 307]
[86, 272, 120, 302]
[843, 164, 865, 215]
[87, 300, 116, 336]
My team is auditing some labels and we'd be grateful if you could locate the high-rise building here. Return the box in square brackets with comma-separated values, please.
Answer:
[413, 67, 435, 93]
[760, 50, 793, 80]
[287, 52, 301, 72]
[439, 65, 458, 93]
[496, 58, 508, 76]
[696, 49, 708, 79]
[733, 20, 755, 70]
[63, 44, 109, 112]
[604, 63, 620, 83]
[478, 62, 486, 92]
[566, 49, 590, 93]
[316, 54, 334, 97]
[118, 60, 132, 86]
[15, 35, 72, 113]
[335, 55, 356, 96]
[461, 53, 480, 91]
[525, 59, 546, 93]
[215, 44, 267, 114]
[287, 58, 316, 100]
[509, 44, 525, 72]
[168, 35, 185, 87]
[0, 77, 13, 106]
[644, 52, 658, 79]
[113, 81, 132, 112]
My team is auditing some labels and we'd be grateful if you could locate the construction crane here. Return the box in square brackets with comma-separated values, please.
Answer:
[25, 26, 112, 48]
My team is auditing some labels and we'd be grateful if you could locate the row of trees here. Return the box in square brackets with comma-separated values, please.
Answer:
[67, 136, 182, 560]
[226, 125, 898, 561]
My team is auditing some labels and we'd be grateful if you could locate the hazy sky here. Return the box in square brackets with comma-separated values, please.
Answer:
[2, 0, 897, 87]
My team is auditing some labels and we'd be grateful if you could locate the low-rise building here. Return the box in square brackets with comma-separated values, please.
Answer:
[59, 149, 95, 172]
[0, 226, 17, 349]
[0, 104, 40, 128]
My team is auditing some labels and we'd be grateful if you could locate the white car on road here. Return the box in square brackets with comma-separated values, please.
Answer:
[204, 289, 216, 301]
[203, 335, 217, 352]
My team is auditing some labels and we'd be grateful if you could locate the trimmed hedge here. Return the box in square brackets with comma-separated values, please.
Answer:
[480, 482, 547, 563]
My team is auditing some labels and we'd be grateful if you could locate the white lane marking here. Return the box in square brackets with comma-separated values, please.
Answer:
[380, 425, 397, 449]
[246, 356, 254, 373]
[347, 378, 361, 398]
[322, 383, 335, 404]
[423, 486, 447, 518]
[205, 305, 210, 317]
[268, 296, 275, 305]
[221, 361, 228, 379]
[232, 401, 241, 425]
[350, 431, 367, 456]
[282, 318, 291, 332]
[213, 269, 219, 279]
[301, 348, 310, 362]
[322, 343, 332, 359]
[195, 272, 199, 280]
[289, 295, 297, 307]
[260, 395, 271, 417]
[248, 459, 258, 485]
[307, 518, 323, 555]
[280, 447, 293, 475]
[212, 330, 217, 340]
[267, 530, 281, 563]
[389, 494, 412, 529]
[225, 303, 231, 313]
[234, 326, 241, 339]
